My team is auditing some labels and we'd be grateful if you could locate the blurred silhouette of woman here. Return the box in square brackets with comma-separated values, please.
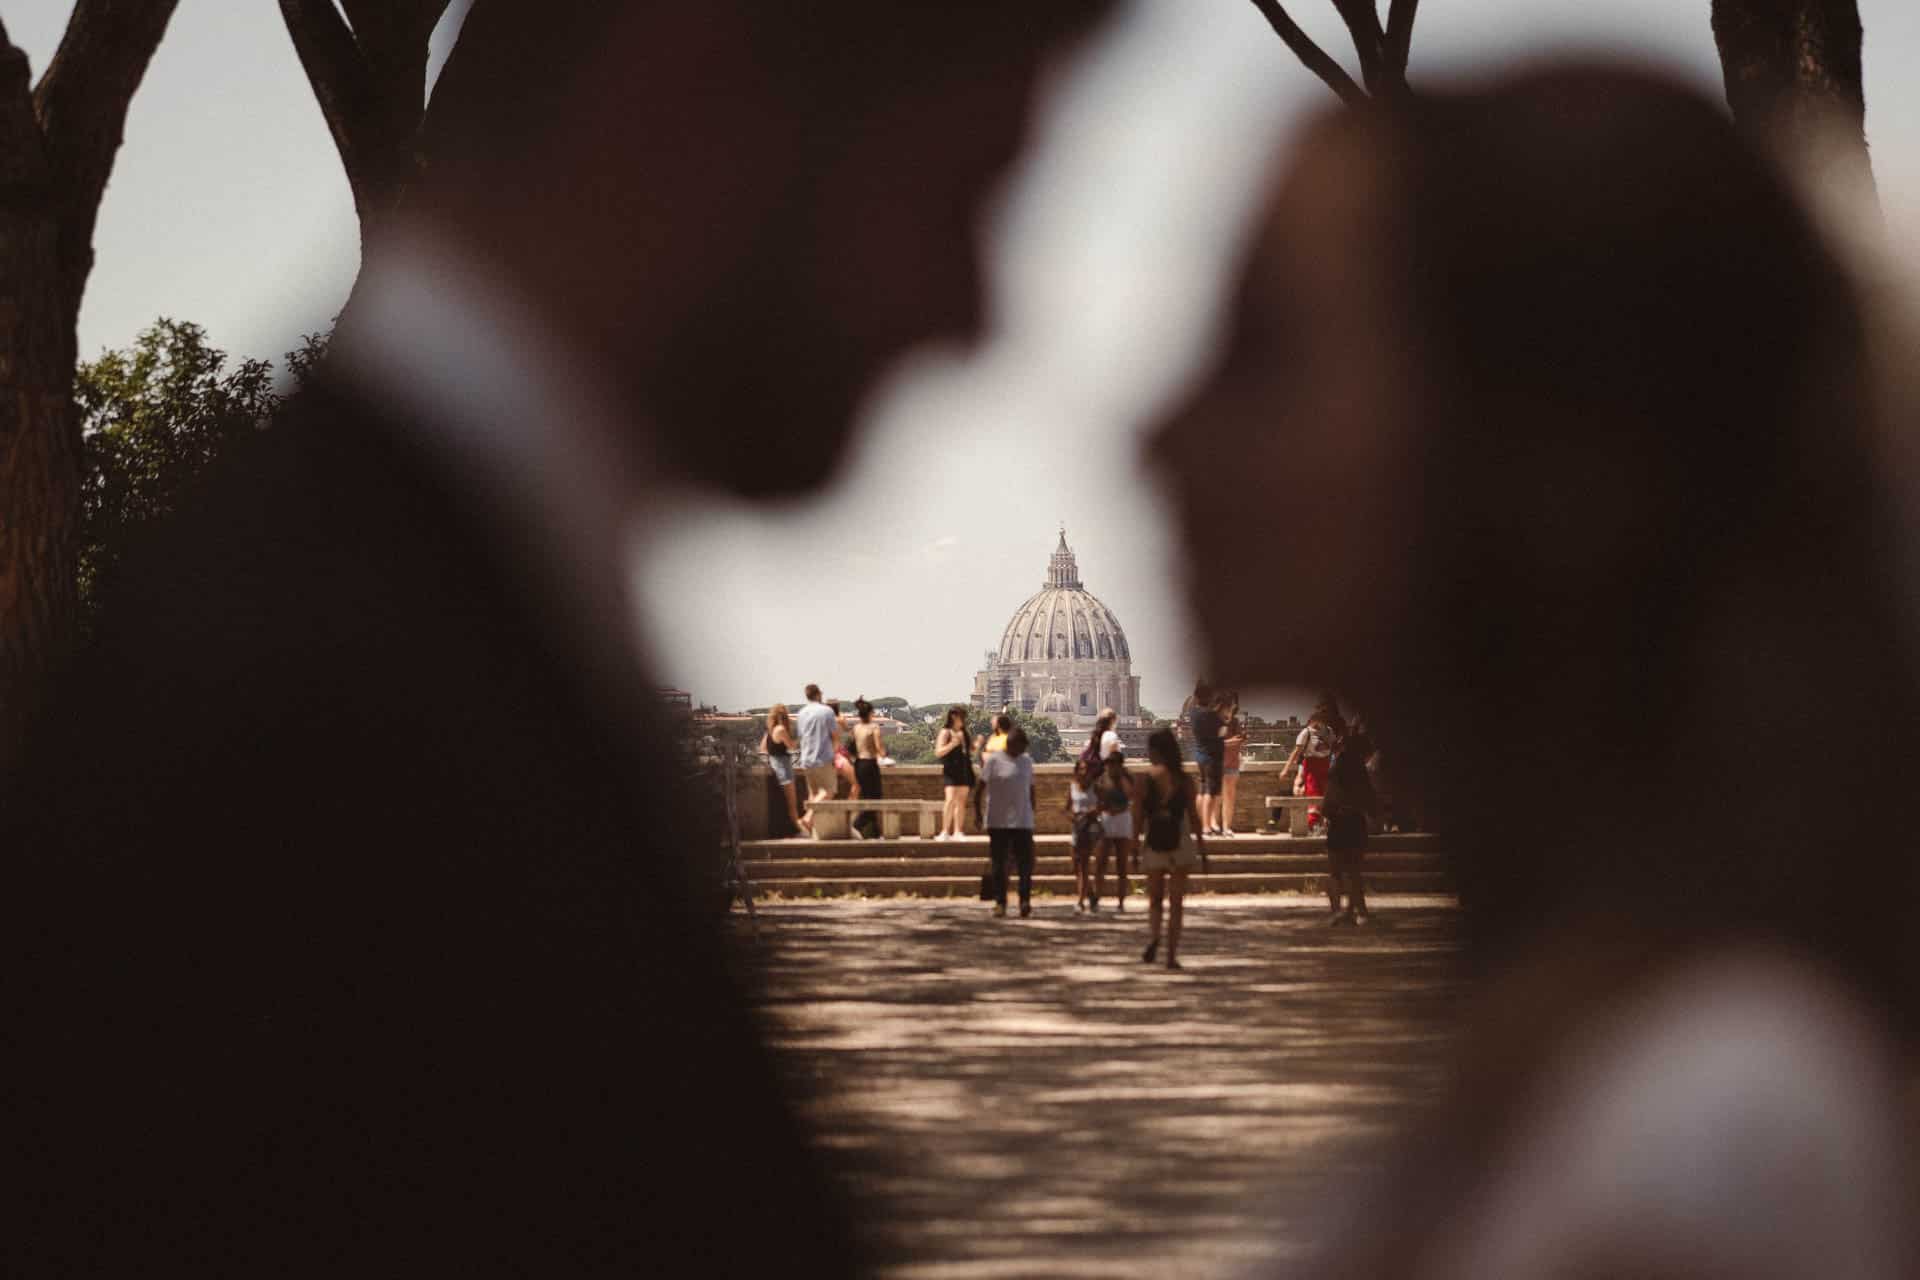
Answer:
[1154, 61, 1920, 1274]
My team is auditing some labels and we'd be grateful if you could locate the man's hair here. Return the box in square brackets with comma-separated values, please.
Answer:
[1006, 727, 1029, 758]
[1193, 680, 1214, 703]
[805, 684, 822, 701]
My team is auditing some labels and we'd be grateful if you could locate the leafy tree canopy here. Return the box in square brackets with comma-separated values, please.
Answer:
[76, 319, 327, 628]
[887, 727, 934, 764]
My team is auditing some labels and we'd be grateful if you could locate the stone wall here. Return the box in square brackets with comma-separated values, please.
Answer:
[734, 760, 1296, 839]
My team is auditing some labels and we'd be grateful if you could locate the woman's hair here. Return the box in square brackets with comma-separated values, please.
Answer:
[854, 697, 873, 722]
[766, 704, 791, 731]
[1006, 727, 1029, 758]
[1103, 750, 1127, 775]
[1296, 63, 1920, 1012]
[1147, 728, 1184, 775]
[1096, 709, 1116, 732]
[1192, 680, 1213, 703]
[944, 706, 968, 732]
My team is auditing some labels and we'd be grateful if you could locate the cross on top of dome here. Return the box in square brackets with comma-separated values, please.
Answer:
[1046, 528, 1081, 588]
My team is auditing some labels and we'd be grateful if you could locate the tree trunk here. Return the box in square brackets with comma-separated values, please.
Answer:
[0, 4, 176, 775]
[1711, 0, 1874, 198]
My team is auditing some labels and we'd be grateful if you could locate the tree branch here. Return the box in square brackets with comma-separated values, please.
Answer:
[1384, 0, 1420, 75]
[1329, 0, 1384, 93]
[1247, 0, 1366, 106]
[280, 0, 448, 240]
[279, 0, 378, 222]
[29, 0, 179, 321]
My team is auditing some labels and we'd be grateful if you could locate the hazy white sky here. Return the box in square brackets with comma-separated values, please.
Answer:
[14, 0, 1920, 717]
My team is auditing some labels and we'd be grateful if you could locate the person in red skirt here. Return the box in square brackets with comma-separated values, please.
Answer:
[1281, 699, 1342, 835]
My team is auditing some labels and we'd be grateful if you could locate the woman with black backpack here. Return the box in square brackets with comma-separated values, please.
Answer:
[1139, 728, 1207, 969]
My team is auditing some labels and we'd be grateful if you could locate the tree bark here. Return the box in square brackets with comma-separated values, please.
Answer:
[1711, 0, 1874, 197]
[0, 3, 176, 774]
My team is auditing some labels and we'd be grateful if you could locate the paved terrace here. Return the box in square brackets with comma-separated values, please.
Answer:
[742, 894, 1464, 1278]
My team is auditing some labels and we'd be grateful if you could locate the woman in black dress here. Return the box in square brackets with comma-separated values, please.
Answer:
[934, 706, 974, 839]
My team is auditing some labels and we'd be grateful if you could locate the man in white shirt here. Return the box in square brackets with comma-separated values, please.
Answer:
[981, 726, 1039, 917]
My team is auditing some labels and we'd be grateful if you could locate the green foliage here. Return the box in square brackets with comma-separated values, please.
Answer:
[76, 319, 330, 627]
[1003, 707, 1063, 764]
[887, 727, 933, 763]
[1137, 706, 1156, 723]
[869, 695, 910, 712]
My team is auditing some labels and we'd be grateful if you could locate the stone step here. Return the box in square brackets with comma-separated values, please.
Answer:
[744, 852, 1444, 878]
[745, 872, 1456, 898]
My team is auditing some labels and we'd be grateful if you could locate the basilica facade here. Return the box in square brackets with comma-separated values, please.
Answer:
[972, 531, 1142, 732]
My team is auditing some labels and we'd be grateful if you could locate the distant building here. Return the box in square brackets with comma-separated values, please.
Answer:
[656, 687, 693, 715]
[972, 530, 1142, 732]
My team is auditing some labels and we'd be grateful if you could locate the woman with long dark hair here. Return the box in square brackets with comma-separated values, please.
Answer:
[1139, 729, 1206, 969]
[934, 706, 973, 840]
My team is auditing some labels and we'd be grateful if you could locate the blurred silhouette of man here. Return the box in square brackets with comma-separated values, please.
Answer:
[8, 2, 1110, 1273]
[1155, 62, 1919, 1275]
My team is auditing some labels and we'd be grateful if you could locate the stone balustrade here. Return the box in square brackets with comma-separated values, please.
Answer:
[734, 759, 1298, 840]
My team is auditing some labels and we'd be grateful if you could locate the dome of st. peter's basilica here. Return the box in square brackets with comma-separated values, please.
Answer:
[972, 531, 1142, 730]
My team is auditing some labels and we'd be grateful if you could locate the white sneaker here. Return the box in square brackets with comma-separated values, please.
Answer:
[1222, 828, 1236, 838]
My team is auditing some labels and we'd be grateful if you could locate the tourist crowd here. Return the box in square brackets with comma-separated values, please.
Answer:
[759, 681, 1389, 965]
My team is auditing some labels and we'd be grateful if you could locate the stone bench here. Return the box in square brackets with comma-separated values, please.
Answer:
[808, 798, 945, 840]
[1264, 794, 1323, 837]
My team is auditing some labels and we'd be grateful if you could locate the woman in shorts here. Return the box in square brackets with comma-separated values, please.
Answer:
[1093, 751, 1135, 912]
[760, 703, 803, 835]
[1067, 757, 1102, 912]
[1139, 728, 1207, 968]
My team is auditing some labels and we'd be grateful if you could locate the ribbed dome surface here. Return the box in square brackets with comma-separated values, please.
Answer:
[994, 532, 1130, 664]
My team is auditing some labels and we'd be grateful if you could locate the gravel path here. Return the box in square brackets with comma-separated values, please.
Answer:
[742, 895, 1464, 1277]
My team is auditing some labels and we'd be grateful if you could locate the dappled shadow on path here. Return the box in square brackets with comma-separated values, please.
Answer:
[742, 896, 1464, 1278]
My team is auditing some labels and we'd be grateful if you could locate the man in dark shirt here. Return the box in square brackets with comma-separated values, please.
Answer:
[1187, 680, 1226, 834]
